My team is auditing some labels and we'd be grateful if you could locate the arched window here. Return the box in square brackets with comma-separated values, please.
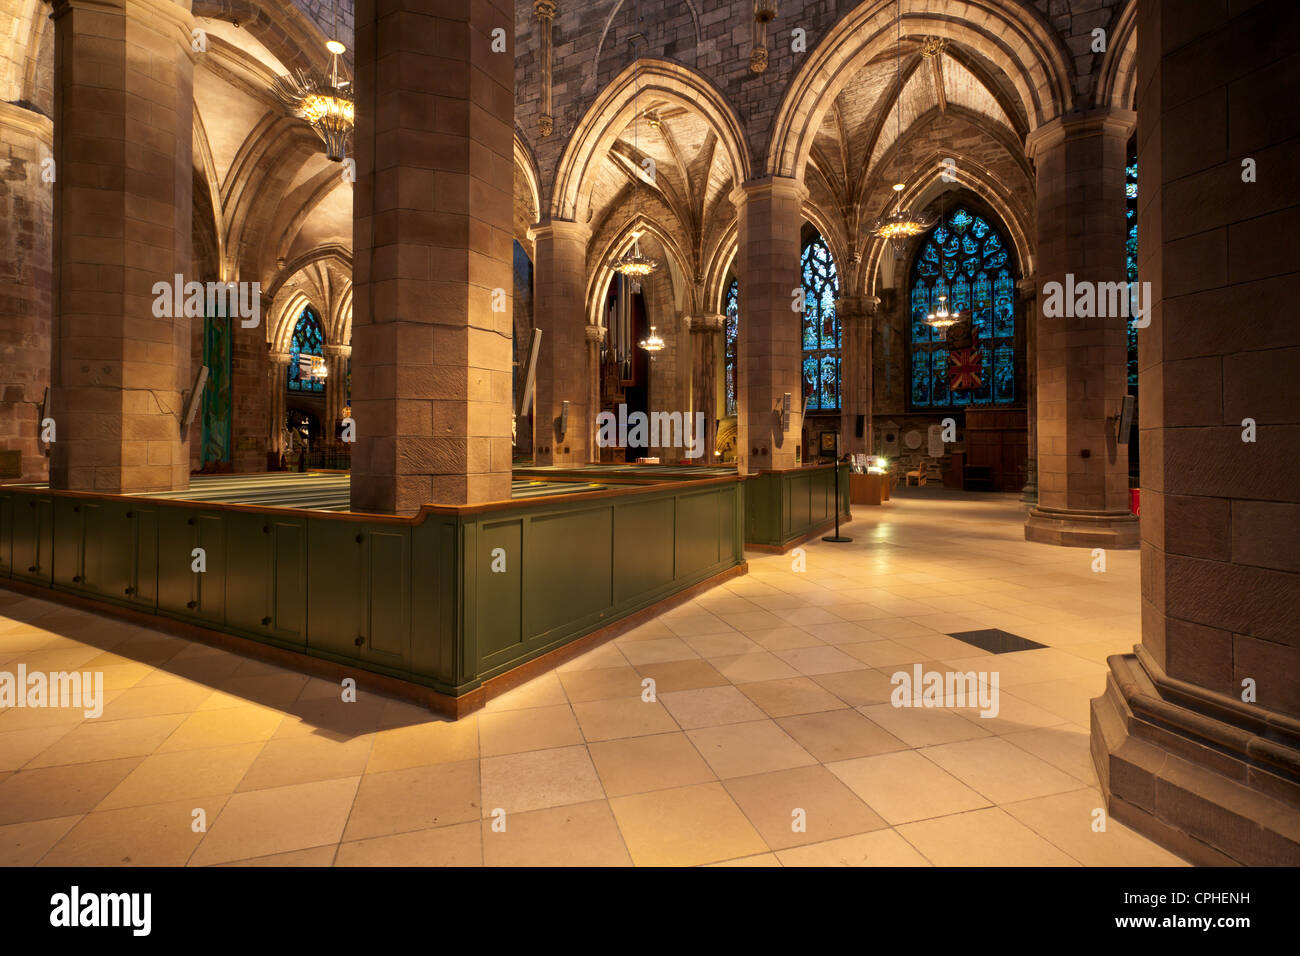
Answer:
[724, 277, 739, 416]
[909, 208, 1016, 408]
[287, 307, 325, 393]
[801, 232, 840, 411]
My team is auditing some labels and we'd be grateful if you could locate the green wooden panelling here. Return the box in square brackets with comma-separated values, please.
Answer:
[0, 475, 745, 701]
[523, 507, 614, 639]
[363, 528, 410, 668]
[304, 517, 366, 662]
[10, 495, 52, 584]
[676, 489, 722, 577]
[476, 518, 523, 661]
[612, 496, 674, 604]
[0, 493, 13, 576]
[745, 465, 851, 548]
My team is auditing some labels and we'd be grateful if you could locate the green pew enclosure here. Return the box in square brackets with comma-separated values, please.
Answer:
[743, 463, 852, 550]
[0, 475, 744, 701]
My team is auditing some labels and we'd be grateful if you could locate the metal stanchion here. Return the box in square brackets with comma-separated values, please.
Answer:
[822, 432, 852, 543]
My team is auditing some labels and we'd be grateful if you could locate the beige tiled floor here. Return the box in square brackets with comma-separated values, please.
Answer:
[0, 490, 1188, 866]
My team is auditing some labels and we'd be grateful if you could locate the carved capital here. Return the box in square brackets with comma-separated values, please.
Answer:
[533, 0, 556, 21]
[688, 313, 725, 333]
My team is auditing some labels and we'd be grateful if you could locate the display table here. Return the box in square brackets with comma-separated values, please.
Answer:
[849, 472, 887, 506]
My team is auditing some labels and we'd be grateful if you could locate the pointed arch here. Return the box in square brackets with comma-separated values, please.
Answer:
[584, 214, 695, 330]
[768, 0, 1074, 180]
[862, 150, 1034, 300]
[1095, 0, 1138, 111]
[552, 58, 751, 223]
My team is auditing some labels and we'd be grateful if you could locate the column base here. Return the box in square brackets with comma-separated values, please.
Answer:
[1020, 459, 1038, 506]
[1091, 647, 1300, 865]
[1023, 507, 1138, 548]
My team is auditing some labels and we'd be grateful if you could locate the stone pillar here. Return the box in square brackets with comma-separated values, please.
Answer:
[48, 0, 193, 494]
[733, 177, 806, 473]
[529, 219, 590, 466]
[837, 294, 877, 457]
[1092, 0, 1300, 866]
[1023, 109, 1138, 547]
[0, 102, 54, 483]
[688, 313, 723, 463]
[1018, 276, 1038, 504]
[268, 351, 290, 466]
[584, 323, 604, 463]
[350, 0, 515, 512]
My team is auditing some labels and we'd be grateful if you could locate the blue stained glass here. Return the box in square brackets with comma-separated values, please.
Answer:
[287, 308, 325, 393]
[908, 207, 1017, 408]
[724, 278, 739, 416]
[993, 270, 1015, 338]
[1126, 150, 1139, 391]
[973, 272, 992, 329]
[952, 276, 971, 317]
[972, 354, 993, 403]
[994, 346, 1015, 403]
[911, 352, 930, 405]
[801, 232, 841, 410]
[931, 349, 950, 405]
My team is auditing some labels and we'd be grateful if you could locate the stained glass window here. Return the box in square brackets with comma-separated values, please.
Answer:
[909, 207, 1016, 409]
[801, 232, 840, 411]
[287, 307, 325, 393]
[724, 278, 739, 416]
[1126, 141, 1138, 392]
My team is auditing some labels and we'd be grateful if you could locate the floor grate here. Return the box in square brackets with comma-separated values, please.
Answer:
[947, 628, 1047, 654]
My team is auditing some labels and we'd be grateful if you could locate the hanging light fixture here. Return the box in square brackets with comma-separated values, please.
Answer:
[638, 325, 665, 353]
[611, 232, 660, 277]
[869, 0, 934, 252]
[310, 355, 329, 379]
[612, 25, 660, 279]
[925, 294, 960, 331]
[272, 6, 354, 162]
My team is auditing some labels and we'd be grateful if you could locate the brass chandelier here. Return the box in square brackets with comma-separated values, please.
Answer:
[272, 27, 354, 162]
[611, 23, 660, 279]
[869, 0, 934, 251]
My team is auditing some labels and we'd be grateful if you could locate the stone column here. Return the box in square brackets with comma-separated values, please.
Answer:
[350, 0, 515, 512]
[583, 323, 604, 462]
[267, 351, 291, 466]
[837, 294, 877, 457]
[0, 102, 54, 483]
[529, 219, 590, 466]
[1023, 109, 1138, 547]
[687, 313, 723, 463]
[1018, 276, 1038, 504]
[1091, 0, 1300, 866]
[733, 177, 807, 473]
[48, 0, 193, 494]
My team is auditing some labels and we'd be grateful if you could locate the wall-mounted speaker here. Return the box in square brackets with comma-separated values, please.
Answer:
[855, 415, 864, 438]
